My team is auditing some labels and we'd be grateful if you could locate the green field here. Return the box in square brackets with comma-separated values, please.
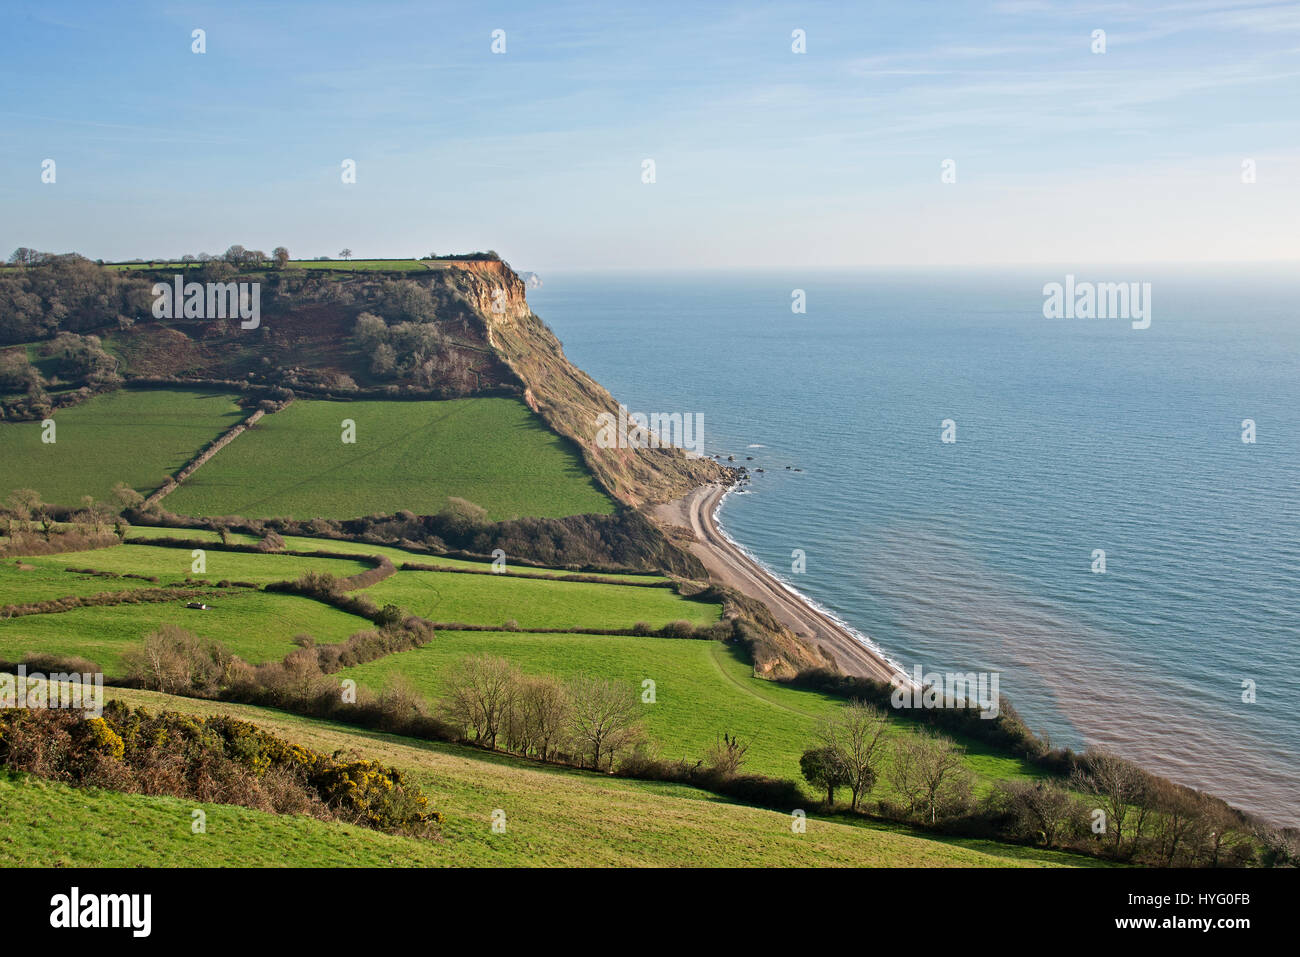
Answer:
[0, 590, 369, 672]
[0, 389, 244, 506]
[0, 770, 446, 867]
[285, 259, 431, 272]
[5, 538, 1040, 816]
[358, 570, 719, 629]
[98, 259, 446, 274]
[340, 631, 1044, 794]
[0, 560, 169, 605]
[163, 397, 615, 521]
[0, 687, 1101, 868]
[29, 543, 372, 587]
[124, 525, 260, 546]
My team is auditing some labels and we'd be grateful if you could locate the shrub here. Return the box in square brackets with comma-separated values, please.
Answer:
[121, 625, 238, 695]
[991, 778, 1088, 848]
[256, 530, 286, 552]
[888, 731, 975, 825]
[800, 747, 850, 806]
[703, 732, 750, 777]
[0, 703, 441, 837]
[374, 603, 404, 628]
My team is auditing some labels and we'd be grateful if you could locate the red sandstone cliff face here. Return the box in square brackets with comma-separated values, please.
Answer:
[452, 261, 731, 506]
[452, 260, 531, 331]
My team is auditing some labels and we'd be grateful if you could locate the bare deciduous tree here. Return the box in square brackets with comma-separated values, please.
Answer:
[819, 700, 890, 810]
[439, 654, 519, 750]
[1199, 795, 1252, 867]
[509, 674, 572, 761]
[377, 674, 428, 731]
[122, 625, 235, 695]
[111, 482, 143, 511]
[995, 778, 1086, 847]
[4, 488, 40, 542]
[1071, 750, 1155, 857]
[889, 731, 974, 824]
[78, 495, 114, 535]
[566, 676, 644, 771]
[1149, 778, 1212, 867]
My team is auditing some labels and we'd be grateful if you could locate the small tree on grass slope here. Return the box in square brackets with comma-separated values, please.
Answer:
[800, 747, 851, 807]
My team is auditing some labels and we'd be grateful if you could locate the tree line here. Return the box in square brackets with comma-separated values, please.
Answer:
[798, 700, 1273, 866]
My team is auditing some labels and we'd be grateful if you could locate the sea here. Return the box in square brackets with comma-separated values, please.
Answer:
[528, 266, 1300, 827]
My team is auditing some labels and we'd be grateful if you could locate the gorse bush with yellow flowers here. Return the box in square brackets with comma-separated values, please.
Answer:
[0, 701, 440, 837]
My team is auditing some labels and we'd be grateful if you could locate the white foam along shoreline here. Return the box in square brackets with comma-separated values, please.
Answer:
[708, 482, 915, 686]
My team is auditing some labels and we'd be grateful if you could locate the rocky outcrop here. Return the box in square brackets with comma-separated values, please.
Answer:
[453, 260, 531, 329]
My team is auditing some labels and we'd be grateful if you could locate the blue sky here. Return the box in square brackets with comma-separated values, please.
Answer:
[2, 0, 1298, 268]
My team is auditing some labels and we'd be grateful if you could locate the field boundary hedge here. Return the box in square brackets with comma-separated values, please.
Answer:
[428, 622, 724, 640]
[121, 506, 707, 579]
[142, 406, 268, 509]
[0, 582, 253, 619]
[397, 560, 671, 587]
[127, 375, 520, 404]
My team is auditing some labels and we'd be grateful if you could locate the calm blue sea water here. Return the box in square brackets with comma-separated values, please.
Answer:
[529, 267, 1300, 826]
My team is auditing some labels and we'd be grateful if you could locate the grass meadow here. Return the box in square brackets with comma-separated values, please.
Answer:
[0, 688, 1101, 868]
[101, 259, 431, 273]
[124, 526, 260, 545]
[0, 560, 168, 605]
[163, 396, 615, 521]
[0, 590, 369, 673]
[0, 388, 244, 506]
[29, 543, 373, 587]
[358, 569, 720, 629]
[341, 631, 1046, 795]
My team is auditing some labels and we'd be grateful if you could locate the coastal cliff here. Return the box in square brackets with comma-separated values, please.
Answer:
[470, 267, 731, 507]
[449, 259, 532, 327]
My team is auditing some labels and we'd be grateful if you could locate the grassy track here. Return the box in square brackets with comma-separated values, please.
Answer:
[163, 397, 615, 521]
[0, 389, 244, 506]
[0, 688, 1102, 867]
[359, 570, 719, 629]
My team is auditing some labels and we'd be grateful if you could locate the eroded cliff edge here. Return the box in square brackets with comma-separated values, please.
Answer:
[466, 261, 731, 507]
